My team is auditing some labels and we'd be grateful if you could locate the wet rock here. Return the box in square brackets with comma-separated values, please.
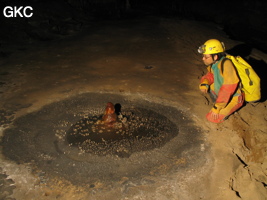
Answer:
[66, 107, 178, 157]
[1, 93, 205, 187]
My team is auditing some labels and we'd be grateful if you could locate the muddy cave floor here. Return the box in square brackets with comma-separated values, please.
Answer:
[0, 17, 267, 200]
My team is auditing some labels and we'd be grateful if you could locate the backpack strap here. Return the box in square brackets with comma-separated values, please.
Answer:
[221, 56, 243, 90]
[220, 57, 230, 74]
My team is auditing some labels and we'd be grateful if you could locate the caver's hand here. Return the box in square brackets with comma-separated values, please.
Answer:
[206, 107, 225, 123]
[210, 110, 219, 120]
[199, 84, 209, 93]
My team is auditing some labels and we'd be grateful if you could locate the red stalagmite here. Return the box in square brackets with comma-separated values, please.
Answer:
[102, 102, 117, 125]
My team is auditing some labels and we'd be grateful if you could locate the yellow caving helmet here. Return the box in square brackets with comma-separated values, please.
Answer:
[198, 39, 225, 54]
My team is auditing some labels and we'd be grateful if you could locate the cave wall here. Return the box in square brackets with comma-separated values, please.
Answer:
[0, 0, 267, 52]
[129, 0, 267, 52]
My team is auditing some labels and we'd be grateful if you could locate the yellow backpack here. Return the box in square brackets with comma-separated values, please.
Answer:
[222, 55, 261, 102]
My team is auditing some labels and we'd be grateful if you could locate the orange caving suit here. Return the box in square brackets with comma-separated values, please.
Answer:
[200, 57, 244, 123]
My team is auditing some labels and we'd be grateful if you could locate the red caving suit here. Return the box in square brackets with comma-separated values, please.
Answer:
[200, 57, 244, 123]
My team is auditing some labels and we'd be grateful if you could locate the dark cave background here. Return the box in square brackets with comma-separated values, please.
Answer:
[0, 0, 267, 54]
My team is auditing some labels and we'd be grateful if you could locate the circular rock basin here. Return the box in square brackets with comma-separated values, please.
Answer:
[1, 93, 206, 186]
[67, 107, 178, 158]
